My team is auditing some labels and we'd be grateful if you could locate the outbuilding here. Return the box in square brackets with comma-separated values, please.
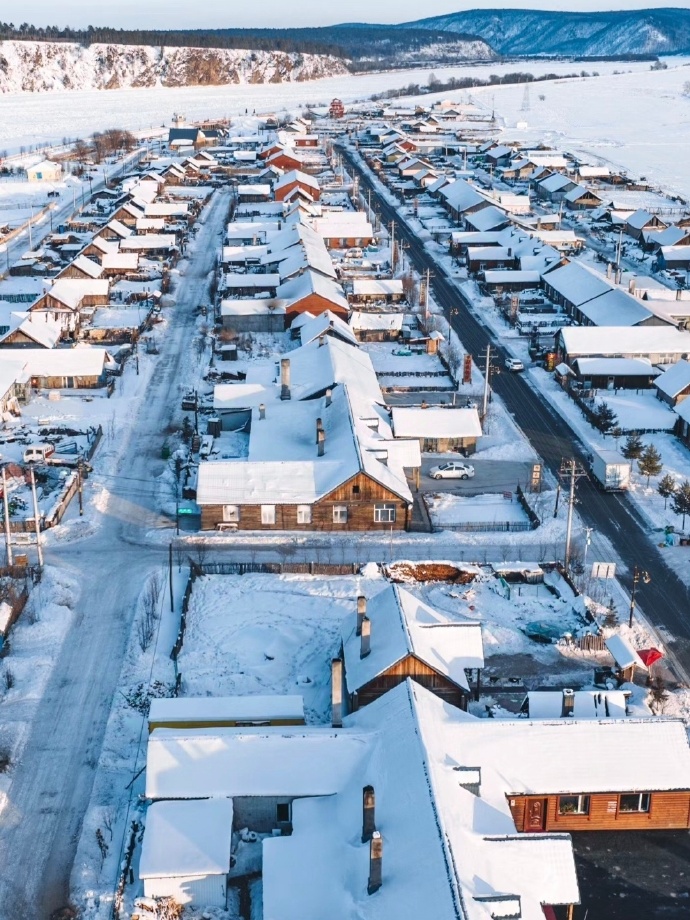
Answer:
[391, 406, 482, 454]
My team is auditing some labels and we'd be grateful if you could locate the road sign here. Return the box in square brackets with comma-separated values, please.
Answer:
[463, 353, 472, 385]
[530, 463, 542, 493]
[592, 562, 616, 579]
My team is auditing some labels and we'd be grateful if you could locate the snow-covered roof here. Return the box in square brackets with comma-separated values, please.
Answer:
[69, 255, 103, 279]
[574, 357, 660, 377]
[350, 311, 404, 332]
[274, 169, 320, 193]
[606, 635, 648, 672]
[146, 726, 371, 798]
[564, 184, 601, 204]
[559, 325, 690, 358]
[465, 206, 510, 233]
[391, 407, 482, 440]
[277, 270, 349, 314]
[660, 245, 690, 264]
[527, 690, 628, 719]
[144, 201, 189, 217]
[42, 278, 110, 310]
[299, 310, 358, 347]
[219, 298, 286, 317]
[576, 288, 653, 327]
[148, 695, 304, 727]
[351, 279, 404, 298]
[654, 359, 690, 397]
[482, 270, 541, 284]
[537, 173, 574, 194]
[105, 219, 133, 239]
[18, 346, 111, 377]
[542, 261, 610, 306]
[0, 313, 60, 349]
[120, 234, 177, 251]
[342, 584, 483, 694]
[626, 208, 657, 230]
[139, 799, 233, 879]
[101, 252, 139, 270]
[439, 178, 487, 214]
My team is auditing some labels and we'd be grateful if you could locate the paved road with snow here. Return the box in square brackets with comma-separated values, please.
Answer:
[0, 188, 230, 920]
[343, 146, 690, 678]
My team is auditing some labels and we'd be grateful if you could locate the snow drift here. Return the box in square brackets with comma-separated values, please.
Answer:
[0, 40, 350, 94]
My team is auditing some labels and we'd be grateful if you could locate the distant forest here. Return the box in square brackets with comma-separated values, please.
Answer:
[0, 22, 488, 65]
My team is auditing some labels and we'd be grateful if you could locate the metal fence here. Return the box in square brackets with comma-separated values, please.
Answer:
[437, 521, 534, 533]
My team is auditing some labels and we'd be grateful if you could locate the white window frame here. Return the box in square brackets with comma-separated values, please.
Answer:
[558, 794, 590, 816]
[619, 792, 651, 814]
[374, 503, 397, 523]
[222, 504, 240, 523]
[332, 505, 348, 524]
[296, 505, 312, 525]
[261, 504, 276, 525]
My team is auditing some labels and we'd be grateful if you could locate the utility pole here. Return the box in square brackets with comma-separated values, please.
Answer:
[2, 468, 12, 566]
[77, 460, 84, 516]
[424, 268, 430, 324]
[390, 220, 395, 274]
[559, 459, 587, 575]
[30, 467, 43, 567]
[629, 565, 651, 629]
[481, 344, 494, 422]
[169, 542, 174, 613]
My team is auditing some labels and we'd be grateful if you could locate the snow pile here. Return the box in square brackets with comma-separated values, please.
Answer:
[0, 40, 349, 94]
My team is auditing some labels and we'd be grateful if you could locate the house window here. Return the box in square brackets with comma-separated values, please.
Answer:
[352, 484, 360, 495]
[619, 793, 651, 813]
[261, 505, 276, 525]
[296, 505, 312, 525]
[223, 505, 240, 523]
[276, 802, 291, 823]
[333, 505, 348, 524]
[558, 795, 590, 816]
[374, 503, 397, 523]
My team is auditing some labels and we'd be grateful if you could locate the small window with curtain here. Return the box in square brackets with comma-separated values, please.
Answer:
[558, 795, 590, 816]
[296, 505, 312, 525]
[261, 505, 276, 525]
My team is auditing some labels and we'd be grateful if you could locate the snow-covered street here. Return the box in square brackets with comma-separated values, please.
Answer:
[0, 187, 230, 920]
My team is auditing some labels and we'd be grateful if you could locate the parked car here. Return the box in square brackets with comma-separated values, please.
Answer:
[23, 444, 55, 463]
[429, 461, 475, 480]
[505, 357, 525, 372]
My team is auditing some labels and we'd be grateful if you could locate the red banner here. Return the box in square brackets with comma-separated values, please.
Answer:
[463, 354, 472, 385]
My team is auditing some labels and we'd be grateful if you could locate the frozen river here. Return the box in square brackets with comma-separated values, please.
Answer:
[0, 57, 653, 153]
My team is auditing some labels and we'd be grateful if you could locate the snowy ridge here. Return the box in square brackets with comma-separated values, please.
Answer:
[0, 40, 349, 94]
[406, 8, 690, 57]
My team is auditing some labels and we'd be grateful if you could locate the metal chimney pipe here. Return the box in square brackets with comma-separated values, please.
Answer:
[331, 658, 343, 728]
[362, 786, 376, 842]
[360, 616, 371, 658]
[367, 832, 382, 895]
[317, 428, 326, 457]
[280, 357, 291, 400]
[258, 403, 266, 420]
[316, 417, 323, 444]
[325, 388, 332, 407]
[356, 595, 367, 636]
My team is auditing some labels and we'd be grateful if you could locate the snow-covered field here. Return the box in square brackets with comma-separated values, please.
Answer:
[0, 58, 653, 154]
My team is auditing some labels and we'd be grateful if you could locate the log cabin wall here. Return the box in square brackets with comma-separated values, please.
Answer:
[508, 791, 690, 832]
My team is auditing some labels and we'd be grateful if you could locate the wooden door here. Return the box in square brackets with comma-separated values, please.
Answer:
[526, 797, 547, 831]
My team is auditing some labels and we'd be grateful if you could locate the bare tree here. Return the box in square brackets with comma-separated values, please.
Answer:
[137, 575, 161, 652]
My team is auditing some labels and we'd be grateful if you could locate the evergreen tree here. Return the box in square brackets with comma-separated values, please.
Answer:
[671, 479, 690, 529]
[621, 433, 643, 460]
[638, 444, 663, 486]
[593, 401, 618, 434]
[657, 473, 677, 509]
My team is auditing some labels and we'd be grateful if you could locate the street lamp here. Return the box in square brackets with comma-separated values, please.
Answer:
[448, 308, 459, 345]
[628, 565, 651, 629]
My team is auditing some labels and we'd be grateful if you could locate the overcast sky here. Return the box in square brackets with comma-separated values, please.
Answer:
[10, 0, 690, 30]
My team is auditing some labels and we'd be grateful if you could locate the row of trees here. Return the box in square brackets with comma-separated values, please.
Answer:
[370, 68, 598, 101]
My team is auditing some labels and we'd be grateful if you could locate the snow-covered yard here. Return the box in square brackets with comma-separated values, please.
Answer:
[427, 491, 530, 527]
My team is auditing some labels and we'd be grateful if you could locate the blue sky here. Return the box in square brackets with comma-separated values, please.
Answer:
[10, 0, 690, 29]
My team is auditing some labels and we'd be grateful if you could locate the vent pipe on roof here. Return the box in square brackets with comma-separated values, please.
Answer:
[356, 595, 367, 636]
[258, 403, 266, 420]
[280, 357, 291, 400]
[318, 333, 326, 347]
[367, 832, 383, 895]
[317, 428, 326, 457]
[331, 658, 343, 728]
[325, 388, 332, 407]
[316, 417, 323, 444]
[629, 279, 636, 295]
[360, 616, 371, 658]
[606, 262, 612, 279]
[362, 785, 376, 842]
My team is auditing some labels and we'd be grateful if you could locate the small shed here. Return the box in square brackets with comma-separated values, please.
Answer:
[391, 406, 482, 454]
[148, 695, 305, 732]
[140, 799, 233, 908]
[25, 160, 62, 183]
[654, 359, 690, 407]
[605, 634, 649, 683]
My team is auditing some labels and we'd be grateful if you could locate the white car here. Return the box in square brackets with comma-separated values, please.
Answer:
[505, 357, 525, 372]
[429, 461, 475, 480]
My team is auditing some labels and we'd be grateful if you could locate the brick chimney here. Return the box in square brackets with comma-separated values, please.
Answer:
[331, 658, 343, 728]
[362, 785, 376, 842]
[280, 357, 291, 400]
[356, 595, 366, 636]
[360, 616, 371, 658]
[367, 832, 382, 895]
